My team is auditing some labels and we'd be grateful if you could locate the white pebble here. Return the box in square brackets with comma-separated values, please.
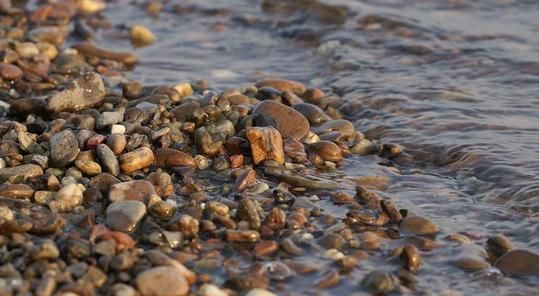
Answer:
[111, 124, 126, 134]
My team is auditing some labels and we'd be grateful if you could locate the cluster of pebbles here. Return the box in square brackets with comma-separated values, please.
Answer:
[0, 0, 538, 295]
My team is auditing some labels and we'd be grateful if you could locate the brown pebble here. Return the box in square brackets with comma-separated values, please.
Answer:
[0, 62, 23, 80]
[316, 270, 340, 289]
[246, 127, 285, 165]
[107, 134, 127, 155]
[255, 241, 279, 257]
[154, 148, 196, 169]
[119, 147, 154, 173]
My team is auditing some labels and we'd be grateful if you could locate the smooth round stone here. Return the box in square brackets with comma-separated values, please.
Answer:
[107, 133, 127, 155]
[253, 100, 310, 140]
[48, 72, 106, 112]
[106, 200, 147, 232]
[96, 111, 123, 129]
[154, 148, 196, 169]
[400, 216, 439, 236]
[314, 120, 355, 138]
[307, 141, 343, 162]
[119, 147, 154, 174]
[494, 249, 539, 276]
[245, 289, 277, 296]
[50, 184, 85, 212]
[0, 164, 44, 181]
[111, 124, 126, 134]
[0, 183, 35, 200]
[0, 62, 23, 80]
[130, 25, 156, 47]
[198, 284, 228, 296]
[75, 160, 102, 176]
[136, 266, 189, 296]
[50, 130, 80, 168]
[96, 144, 120, 176]
[318, 233, 345, 250]
[109, 180, 157, 206]
[255, 79, 306, 94]
[454, 257, 490, 272]
[292, 103, 331, 125]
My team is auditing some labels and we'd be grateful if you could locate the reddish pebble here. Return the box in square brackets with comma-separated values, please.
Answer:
[0, 63, 23, 80]
[87, 135, 107, 150]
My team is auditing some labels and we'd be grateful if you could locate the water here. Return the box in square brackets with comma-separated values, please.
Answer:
[103, 0, 539, 294]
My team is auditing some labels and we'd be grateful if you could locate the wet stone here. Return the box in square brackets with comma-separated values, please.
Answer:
[136, 266, 189, 296]
[49, 184, 85, 212]
[494, 249, 539, 277]
[48, 72, 106, 112]
[154, 148, 196, 168]
[96, 144, 120, 176]
[108, 180, 157, 204]
[119, 147, 154, 174]
[255, 79, 306, 94]
[318, 233, 345, 250]
[454, 256, 490, 272]
[0, 183, 35, 200]
[400, 216, 439, 236]
[307, 140, 343, 163]
[0, 164, 43, 181]
[49, 130, 80, 168]
[106, 200, 146, 232]
[292, 103, 331, 125]
[253, 100, 310, 140]
[246, 127, 285, 165]
[486, 235, 513, 260]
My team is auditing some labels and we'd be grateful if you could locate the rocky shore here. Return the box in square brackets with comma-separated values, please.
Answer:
[0, 0, 538, 295]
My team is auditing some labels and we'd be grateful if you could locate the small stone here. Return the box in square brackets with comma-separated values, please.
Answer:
[314, 120, 355, 139]
[78, 0, 106, 15]
[177, 214, 199, 238]
[107, 133, 127, 155]
[119, 147, 154, 173]
[130, 25, 156, 47]
[31, 240, 59, 260]
[245, 289, 277, 296]
[50, 184, 85, 212]
[198, 284, 228, 296]
[136, 266, 189, 296]
[109, 180, 157, 204]
[454, 256, 490, 272]
[34, 191, 55, 205]
[400, 244, 421, 272]
[106, 200, 146, 232]
[96, 111, 123, 129]
[318, 233, 345, 250]
[48, 72, 106, 112]
[255, 79, 306, 94]
[0, 164, 43, 181]
[361, 271, 398, 294]
[111, 124, 126, 134]
[0, 184, 34, 200]
[0, 63, 23, 80]
[154, 148, 196, 168]
[75, 160, 102, 176]
[49, 130, 80, 168]
[307, 141, 343, 163]
[255, 241, 279, 257]
[292, 103, 331, 125]
[486, 235, 513, 260]
[172, 83, 193, 101]
[400, 216, 439, 236]
[246, 127, 285, 165]
[494, 249, 539, 276]
[226, 230, 260, 243]
[253, 100, 310, 140]
[96, 144, 120, 176]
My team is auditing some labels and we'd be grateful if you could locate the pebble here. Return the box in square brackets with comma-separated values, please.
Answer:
[486, 235, 513, 259]
[245, 289, 277, 296]
[0, 62, 23, 80]
[111, 124, 126, 134]
[108, 180, 157, 204]
[307, 140, 343, 163]
[292, 103, 331, 125]
[255, 241, 279, 257]
[119, 147, 155, 173]
[136, 266, 189, 296]
[198, 284, 228, 296]
[255, 79, 306, 94]
[361, 271, 398, 294]
[96, 111, 123, 130]
[48, 72, 106, 112]
[318, 233, 345, 250]
[107, 133, 127, 155]
[49, 130, 80, 168]
[50, 184, 85, 212]
[246, 127, 285, 165]
[0, 164, 43, 181]
[494, 249, 539, 276]
[253, 100, 310, 140]
[96, 144, 120, 175]
[0, 183, 35, 200]
[154, 148, 196, 168]
[130, 25, 156, 47]
[106, 200, 147, 232]
[454, 256, 490, 272]
[400, 216, 439, 236]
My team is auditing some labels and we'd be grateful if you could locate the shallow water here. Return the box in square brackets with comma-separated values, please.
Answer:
[103, 0, 539, 294]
